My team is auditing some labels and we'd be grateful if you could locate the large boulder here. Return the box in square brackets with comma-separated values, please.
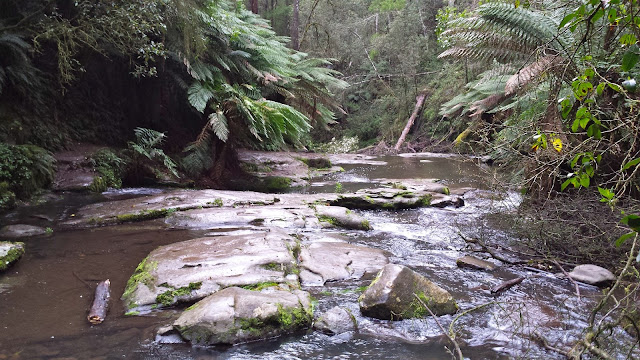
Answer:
[121, 230, 299, 310]
[298, 241, 389, 286]
[0, 242, 25, 272]
[315, 205, 371, 230]
[314, 306, 357, 335]
[359, 264, 458, 320]
[567, 264, 616, 286]
[173, 287, 312, 345]
[0, 225, 47, 239]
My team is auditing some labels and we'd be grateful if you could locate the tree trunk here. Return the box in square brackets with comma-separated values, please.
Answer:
[250, 0, 259, 14]
[290, 0, 300, 50]
[87, 280, 111, 324]
[394, 92, 428, 151]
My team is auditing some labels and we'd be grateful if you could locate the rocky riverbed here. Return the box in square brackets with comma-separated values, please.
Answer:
[0, 151, 634, 359]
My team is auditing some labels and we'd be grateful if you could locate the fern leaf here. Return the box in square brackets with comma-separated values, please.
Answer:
[188, 81, 215, 113]
[208, 111, 229, 142]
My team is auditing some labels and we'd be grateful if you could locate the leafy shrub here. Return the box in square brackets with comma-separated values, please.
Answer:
[0, 143, 56, 205]
[88, 148, 127, 191]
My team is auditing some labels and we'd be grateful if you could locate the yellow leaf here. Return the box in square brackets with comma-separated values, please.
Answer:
[552, 138, 562, 152]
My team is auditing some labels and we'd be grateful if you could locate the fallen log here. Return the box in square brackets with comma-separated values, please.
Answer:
[490, 276, 525, 294]
[88, 279, 111, 324]
[394, 91, 428, 151]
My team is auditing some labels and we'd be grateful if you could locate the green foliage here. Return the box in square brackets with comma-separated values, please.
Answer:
[128, 128, 178, 179]
[88, 149, 127, 191]
[0, 33, 42, 100]
[369, 0, 406, 13]
[0, 143, 55, 201]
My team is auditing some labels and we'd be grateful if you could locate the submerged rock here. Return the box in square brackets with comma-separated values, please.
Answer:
[359, 264, 457, 320]
[314, 306, 357, 335]
[299, 241, 389, 286]
[0, 224, 47, 239]
[315, 205, 371, 230]
[173, 287, 312, 345]
[121, 230, 299, 310]
[0, 242, 25, 272]
[456, 255, 497, 271]
[567, 264, 616, 286]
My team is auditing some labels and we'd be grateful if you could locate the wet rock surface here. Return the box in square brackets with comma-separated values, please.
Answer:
[299, 241, 389, 286]
[329, 188, 435, 210]
[121, 230, 299, 310]
[315, 205, 371, 230]
[0, 241, 25, 272]
[173, 287, 312, 345]
[456, 255, 497, 271]
[359, 264, 458, 320]
[0, 224, 47, 239]
[567, 264, 616, 286]
[314, 306, 357, 335]
[166, 205, 319, 230]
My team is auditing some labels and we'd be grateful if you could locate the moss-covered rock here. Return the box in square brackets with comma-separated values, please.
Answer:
[359, 264, 458, 320]
[173, 287, 312, 345]
[0, 241, 25, 272]
[329, 188, 433, 210]
[315, 205, 371, 230]
[121, 230, 299, 311]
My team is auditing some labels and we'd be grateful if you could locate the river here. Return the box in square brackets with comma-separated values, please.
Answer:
[0, 153, 631, 359]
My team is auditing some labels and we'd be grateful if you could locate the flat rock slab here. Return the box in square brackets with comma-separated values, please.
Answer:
[299, 242, 389, 286]
[0, 242, 25, 272]
[174, 287, 312, 345]
[166, 206, 318, 230]
[456, 255, 497, 271]
[0, 224, 47, 239]
[568, 264, 616, 286]
[122, 230, 299, 310]
[315, 205, 371, 230]
[375, 179, 450, 194]
[326, 187, 464, 210]
[314, 306, 357, 335]
[61, 189, 284, 228]
[359, 264, 458, 320]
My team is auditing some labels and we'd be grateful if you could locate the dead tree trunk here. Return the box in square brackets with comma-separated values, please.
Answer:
[394, 91, 428, 151]
[87, 279, 111, 324]
[250, 0, 259, 14]
[290, 0, 300, 50]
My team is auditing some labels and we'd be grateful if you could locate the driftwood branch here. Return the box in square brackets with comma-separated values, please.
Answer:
[490, 276, 526, 294]
[458, 233, 528, 265]
[88, 279, 111, 325]
[413, 294, 464, 360]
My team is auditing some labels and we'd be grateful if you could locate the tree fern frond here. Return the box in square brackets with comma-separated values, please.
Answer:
[208, 110, 229, 142]
[188, 81, 216, 113]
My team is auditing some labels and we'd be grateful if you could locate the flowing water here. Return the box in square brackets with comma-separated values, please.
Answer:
[0, 154, 631, 359]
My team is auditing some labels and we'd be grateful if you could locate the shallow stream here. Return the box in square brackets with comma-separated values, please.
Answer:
[0, 154, 629, 359]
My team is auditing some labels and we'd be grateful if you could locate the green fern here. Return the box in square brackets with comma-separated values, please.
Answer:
[128, 128, 178, 178]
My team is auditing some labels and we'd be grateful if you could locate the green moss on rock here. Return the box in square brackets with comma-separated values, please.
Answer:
[155, 281, 203, 307]
[0, 242, 25, 272]
[122, 256, 158, 309]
